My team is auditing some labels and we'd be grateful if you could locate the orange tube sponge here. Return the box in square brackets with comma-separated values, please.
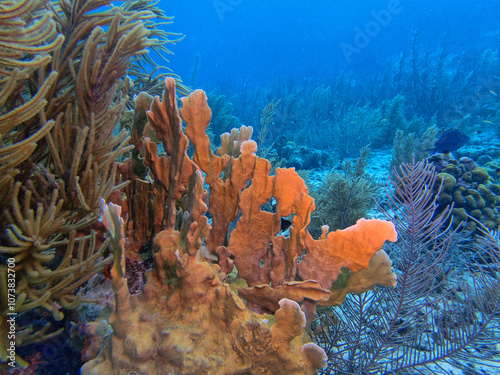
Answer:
[143, 78, 197, 229]
[82, 78, 398, 374]
[298, 218, 398, 289]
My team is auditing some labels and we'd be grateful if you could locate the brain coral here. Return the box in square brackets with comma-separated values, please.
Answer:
[428, 154, 500, 232]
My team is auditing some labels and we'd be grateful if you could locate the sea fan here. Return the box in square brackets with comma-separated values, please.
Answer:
[313, 159, 500, 374]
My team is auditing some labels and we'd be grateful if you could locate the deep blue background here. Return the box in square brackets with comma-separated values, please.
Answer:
[159, 0, 499, 87]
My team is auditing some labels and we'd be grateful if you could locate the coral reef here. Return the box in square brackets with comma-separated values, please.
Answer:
[280, 142, 331, 170]
[310, 148, 377, 232]
[312, 160, 500, 374]
[0, 0, 185, 369]
[2, 1, 499, 373]
[428, 153, 500, 231]
[390, 125, 438, 173]
[81, 78, 397, 374]
[83, 200, 327, 374]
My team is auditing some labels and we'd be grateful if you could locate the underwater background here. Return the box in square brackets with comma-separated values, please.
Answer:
[162, 0, 500, 170]
[1, 0, 500, 374]
[167, 0, 499, 87]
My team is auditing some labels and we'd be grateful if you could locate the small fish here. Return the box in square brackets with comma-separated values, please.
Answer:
[103, 263, 112, 279]
[483, 120, 493, 124]
[280, 218, 292, 232]
[482, 104, 498, 110]
[429, 129, 470, 154]
[490, 90, 498, 96]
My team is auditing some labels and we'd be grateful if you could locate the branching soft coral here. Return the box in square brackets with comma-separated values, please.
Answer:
[0, 0, 174, 368]
[313, 160, 500, 374]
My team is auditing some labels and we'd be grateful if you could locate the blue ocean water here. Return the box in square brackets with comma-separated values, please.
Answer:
[163, 0, 499, 87]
